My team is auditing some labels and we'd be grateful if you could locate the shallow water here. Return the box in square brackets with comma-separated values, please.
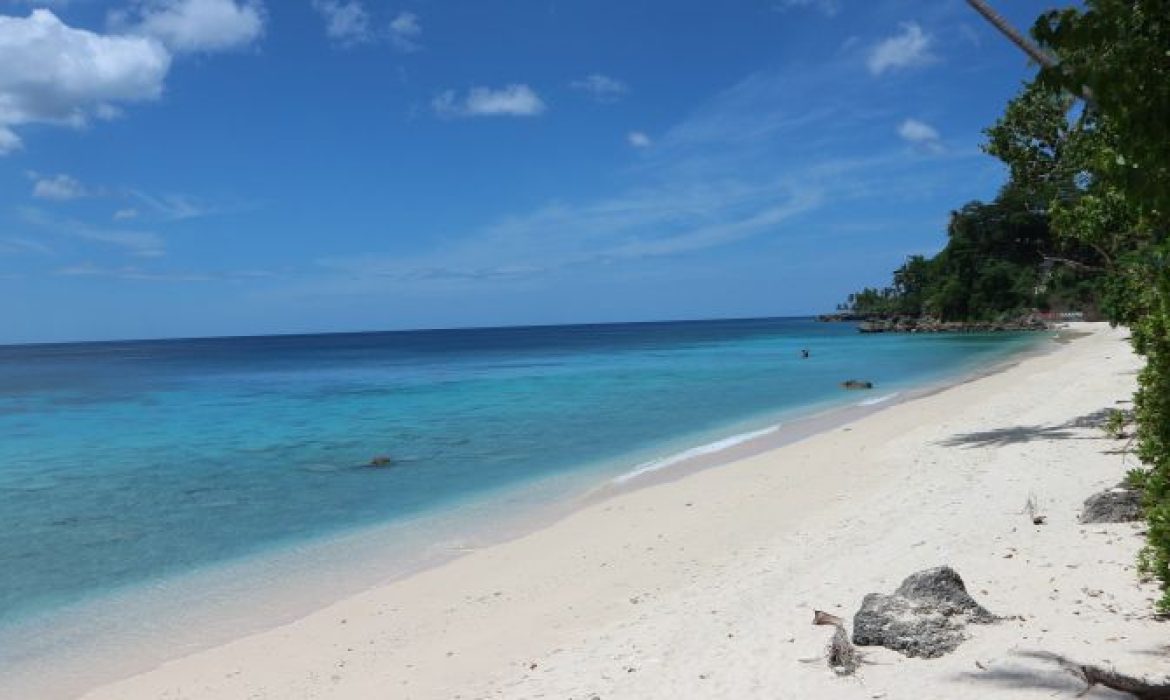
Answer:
[0, 317, 1042, 627]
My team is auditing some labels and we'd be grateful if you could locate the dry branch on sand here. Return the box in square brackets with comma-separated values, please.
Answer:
[1020, 651, 1170, 699]
[812, 610, 860, 676]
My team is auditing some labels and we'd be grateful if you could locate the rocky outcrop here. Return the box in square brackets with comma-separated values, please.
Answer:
[1081, 484, 1143, 523]
[817, 312, 881, 322]
[852, 566, 994, 658]
[857, 317, 1050, 334]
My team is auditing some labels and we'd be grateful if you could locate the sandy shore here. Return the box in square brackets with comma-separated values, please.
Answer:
[83, 323, 1167, 699]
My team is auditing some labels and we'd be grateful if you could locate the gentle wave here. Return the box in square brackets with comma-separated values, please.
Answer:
[856, 391, 900, 406]
[612, 425, 781, 484]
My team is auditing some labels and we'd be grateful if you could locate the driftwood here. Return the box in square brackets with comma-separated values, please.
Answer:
[813, 610, 860, 676]
[1020, 651, 1170, 699]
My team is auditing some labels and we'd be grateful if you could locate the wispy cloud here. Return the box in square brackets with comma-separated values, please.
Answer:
[128, 190, 210, 221]
[432, 84, 546, 118]
[52, 262, 287, 282]
[310, 3, 420, 51]
[311, 0, 371, 47]
[773, 0, 840, 17]
[627, 131, 652, 148]
[305, 54, 978, 299]
[388, 11, 421, 52]
[897, 118, 942, 152]
[0, 237, 54, 255]
[867, 22, 934, 75]
[54, 262, 215, 281]
[21, 208, 166, 257]
[31, 173, 90, 200]
[570, 74, 629, 102]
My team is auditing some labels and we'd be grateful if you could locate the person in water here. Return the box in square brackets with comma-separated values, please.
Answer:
[800, 349, 810, 359]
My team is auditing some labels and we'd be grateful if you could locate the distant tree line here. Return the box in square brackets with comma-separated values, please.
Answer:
[840, 102, 1107, 322]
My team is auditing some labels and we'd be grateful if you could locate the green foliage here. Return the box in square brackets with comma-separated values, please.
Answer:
[852, 0, 1170, 609]
[1103, 408, 1131, 439]
[842, 192, 1101, 322]
[1013, 1, 1170, 609]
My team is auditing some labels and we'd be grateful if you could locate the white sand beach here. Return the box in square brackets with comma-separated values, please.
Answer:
[82, 323, 1167, 699]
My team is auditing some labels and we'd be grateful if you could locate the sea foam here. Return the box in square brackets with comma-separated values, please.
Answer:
[612, 425, 781, 484]
[856, 392, 900, 406]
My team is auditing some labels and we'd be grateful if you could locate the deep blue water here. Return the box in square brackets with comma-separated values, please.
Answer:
[0, 317, 1043, 624]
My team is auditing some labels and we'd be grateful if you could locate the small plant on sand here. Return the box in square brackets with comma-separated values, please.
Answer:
[1103, 409, 1131, 439]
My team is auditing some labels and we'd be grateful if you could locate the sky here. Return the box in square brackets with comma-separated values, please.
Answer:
[0, 0, 1068, 343]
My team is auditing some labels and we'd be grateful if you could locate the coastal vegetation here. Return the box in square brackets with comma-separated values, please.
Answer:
[1003, 0, 1170, 613]
[855, 0, 1170, 610]
[840, 104, 1104, 323]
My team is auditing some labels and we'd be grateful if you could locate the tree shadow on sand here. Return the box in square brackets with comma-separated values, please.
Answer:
[939, 407, 1119, 449]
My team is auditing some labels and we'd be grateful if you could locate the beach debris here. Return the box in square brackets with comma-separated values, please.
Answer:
[368, 455, 394, 468]
[841, 379, 874, 390]
[1016, 650, 1170, 699]
[852, 566, 994, 658]
[1024, 493, 1047, 525]
[812, 610, 860, 675]
[1081, 483, 1143, 523]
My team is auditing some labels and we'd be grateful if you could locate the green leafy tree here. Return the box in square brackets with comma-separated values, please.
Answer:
[985, 0, 1170, 608]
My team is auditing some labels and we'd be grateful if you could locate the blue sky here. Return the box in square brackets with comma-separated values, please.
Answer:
[0, 0, 1063, 343]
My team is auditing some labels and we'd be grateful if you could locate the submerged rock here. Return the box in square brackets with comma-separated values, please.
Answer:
[841, 379, 874, 390]
[852, 566, 993, 658]
[1081, 484, 1142, 523]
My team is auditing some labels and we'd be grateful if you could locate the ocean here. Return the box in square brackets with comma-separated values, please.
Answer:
[0, 317, 1045, 681]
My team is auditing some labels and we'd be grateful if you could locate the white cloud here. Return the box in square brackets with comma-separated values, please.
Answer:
[311, 0, 370, 47]
[0, 10, 170, 153]
[114, 208, 140, 220]
[0, 126, 21, 155]
[111, 0, 265, 54]
[433, 84, 546, 118]
[388, 11, 420, 52]
[867, 22, 934, 75]
[897, 118, 942, 151]
[627, 131, 652, 148]
[570, 74, 628, 102]
[774, 0, 840, 17]
[32, 173, 89, 200]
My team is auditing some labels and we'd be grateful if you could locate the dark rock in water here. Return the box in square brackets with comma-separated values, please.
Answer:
[1081, 484, 1142, 523]
[369, 455, 393, 468]
[841, 379, 874, 390]
[852, 566, 993, 658]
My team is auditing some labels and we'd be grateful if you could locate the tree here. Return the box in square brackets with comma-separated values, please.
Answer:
[980, 0, 1170, 608]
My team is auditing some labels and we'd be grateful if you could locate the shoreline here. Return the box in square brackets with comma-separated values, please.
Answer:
[78, 321, 1167, 699]
[7, 325, 1120, 698]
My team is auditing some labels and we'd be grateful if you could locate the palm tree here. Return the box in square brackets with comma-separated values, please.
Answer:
[964, 0, 1058, 69]
[965, 0, 1095, 107]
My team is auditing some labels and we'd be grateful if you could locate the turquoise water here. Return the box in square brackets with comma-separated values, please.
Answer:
[0, 318, 1044, 629]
